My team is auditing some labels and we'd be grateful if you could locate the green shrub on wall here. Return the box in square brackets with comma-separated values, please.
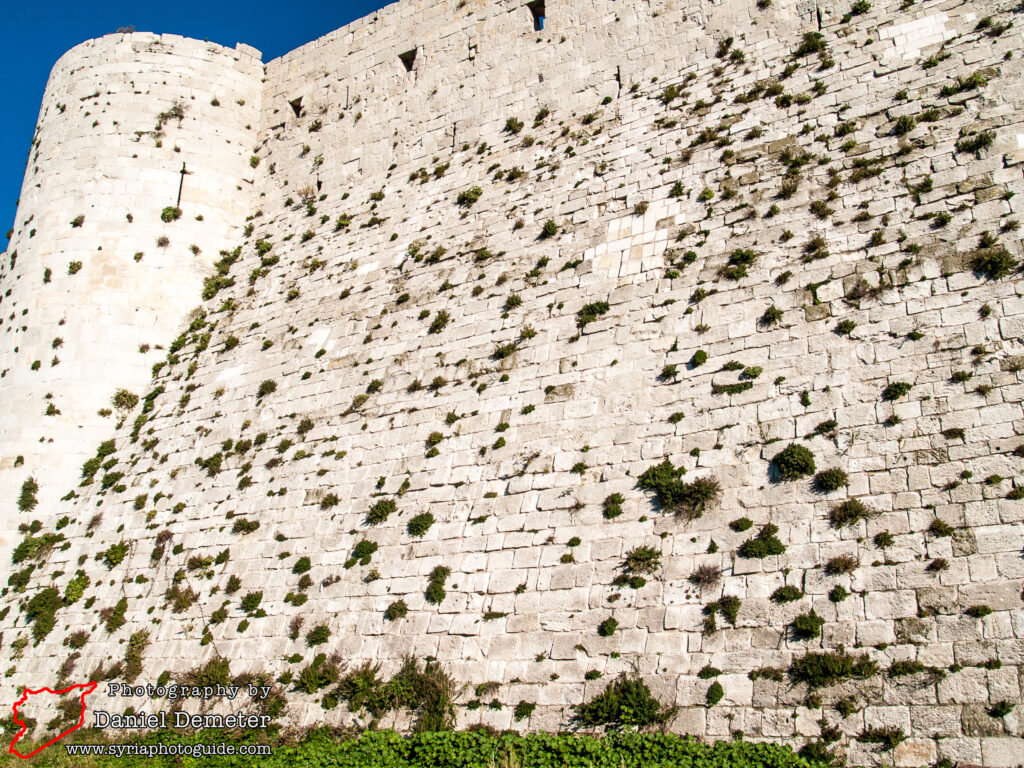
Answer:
[161, 206, 182, 223]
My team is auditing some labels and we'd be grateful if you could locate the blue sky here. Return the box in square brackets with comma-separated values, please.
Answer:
[1, 0, 390, 243]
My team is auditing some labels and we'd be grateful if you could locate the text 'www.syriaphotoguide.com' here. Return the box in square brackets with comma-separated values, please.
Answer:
[64, 742, 272, 758]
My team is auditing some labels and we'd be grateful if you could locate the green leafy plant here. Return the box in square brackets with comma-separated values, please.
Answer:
[706, 595, 741, 626]
[63, 570, 89, 604]
[738, 524, 785, 558]
[791, 610, 825, 639]
[425, 566, 450, 604]
[428, 311, 450, 334]
[760, 306, 783, 326]
[101, 542, 130, 569]
[720, 248, 757, 280]
[814, 468, 848, 492]
[788, 650, 877, 688]
[366, 498, 397, 525]
[17, 729, 832, 764]
[407, 513, 435, 537]
[232, 518, 259, 535]
[295, 653, 341, 694]
[955, 130, 995, 156]
[828, 585, 848, 602]
[576, 301, 610, 329]
[892, 115, 915, 136]
[823, 557, 856, 573]
[881, 381, 912, 401]
[306, 624, 330, 646]
[240, 591, 263, 615]
[102, 596, 128, 633]
[112, 389, 139, 412]
[623, 545, 661, 574]
[705, 681, 724, 707]
[872, 536, 897, 552]
[603, 493, 624, 519]
[513, 701, 536, 721]
[572, 675, 676, 727]
[597, 617, 618, 637]
[336, 657, 456, 731]
[793, 32, 827, 57]
[829, 499, 873, 528]
[351, 539, 378, 566]
[771, 444, 815, 481]
[384, 600, 408, 621]
[970, 244, 1018, 280]
[889, 660, 925, 677]
[858, 727, 905, 750]
[771, 585, 803, 603]
[636, 459, 721, 519]
[25, 586, 61, 643]
[456, 186, 482, 207]
[17, 477, 39, 512]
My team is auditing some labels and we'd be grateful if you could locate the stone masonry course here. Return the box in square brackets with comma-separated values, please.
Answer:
[1, 0, 1022, 764]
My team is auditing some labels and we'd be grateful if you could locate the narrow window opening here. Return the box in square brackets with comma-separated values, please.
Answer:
[289, 97, 303, 118]
[527, 0, 545, 30]
[399, 48, 417, 72]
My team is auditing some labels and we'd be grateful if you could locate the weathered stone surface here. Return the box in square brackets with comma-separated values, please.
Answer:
[962, 704, 1008, 737]
[0, 0, 1021, 763]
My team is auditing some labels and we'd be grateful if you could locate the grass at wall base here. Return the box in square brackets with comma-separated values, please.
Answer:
[0, 728, 829, 767]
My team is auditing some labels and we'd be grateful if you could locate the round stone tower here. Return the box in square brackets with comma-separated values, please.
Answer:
[0, 32, 263, 563]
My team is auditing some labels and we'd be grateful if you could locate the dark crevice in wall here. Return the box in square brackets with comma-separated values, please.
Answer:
[399, 49, 417, 72]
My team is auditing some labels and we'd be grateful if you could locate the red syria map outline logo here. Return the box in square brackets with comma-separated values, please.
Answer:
[8, 680, 98, 758]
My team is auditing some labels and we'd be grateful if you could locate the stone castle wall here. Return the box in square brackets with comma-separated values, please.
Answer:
[2, 0, 1023, 765]
[0, 33, 263, 550]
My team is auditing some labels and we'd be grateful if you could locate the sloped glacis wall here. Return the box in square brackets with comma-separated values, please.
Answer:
[2, 0, 1023, 765]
